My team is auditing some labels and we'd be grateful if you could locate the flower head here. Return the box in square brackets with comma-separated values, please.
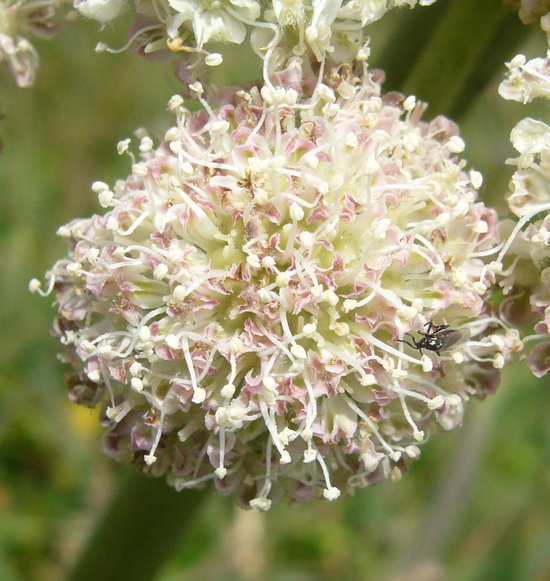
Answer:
[33, 64, 516, 509]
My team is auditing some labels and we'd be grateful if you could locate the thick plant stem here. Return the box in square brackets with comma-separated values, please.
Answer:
[67, 470, 205, 581]
[373, 0, 452, 91]
[384, 0, 531, 119]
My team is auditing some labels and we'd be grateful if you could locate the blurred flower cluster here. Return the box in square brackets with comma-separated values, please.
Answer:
[506, 0, 550, 23]
[18, 0, 550, 509]
[0, 0, 67, 86]
[498, 12, 550, 376]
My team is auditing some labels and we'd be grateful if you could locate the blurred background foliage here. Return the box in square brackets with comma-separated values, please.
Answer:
[1, 1, 550, 580]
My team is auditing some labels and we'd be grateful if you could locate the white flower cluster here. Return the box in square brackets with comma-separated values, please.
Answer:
[80, 0, 438, 82]
[32, 65, 520, 508]
[498, 12, 550, 377]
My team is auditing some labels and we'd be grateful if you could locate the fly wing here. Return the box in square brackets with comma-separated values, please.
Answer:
[438, 328, 471, 351]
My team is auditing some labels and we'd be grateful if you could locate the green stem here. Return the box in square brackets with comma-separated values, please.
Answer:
[67, 470, 206, 581]
[373, 0, 452, 91]
[379, 0, 532, 119]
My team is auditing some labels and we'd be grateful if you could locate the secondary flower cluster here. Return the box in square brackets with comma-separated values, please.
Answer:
[2, 0, 440, 88]
[78, 0, 437, 84]
[498, 12, 550, 376]
[0, 0, 65, 87]
[32, 64, 521, 508]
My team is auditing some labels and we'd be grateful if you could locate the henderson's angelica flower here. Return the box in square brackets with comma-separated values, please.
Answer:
[31, 63, 521, 510]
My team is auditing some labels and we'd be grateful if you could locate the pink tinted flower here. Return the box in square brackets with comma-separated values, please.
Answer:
[0, 33, 38, 86]
[32, 66, 517, 509]
[526, 339, 550, 376]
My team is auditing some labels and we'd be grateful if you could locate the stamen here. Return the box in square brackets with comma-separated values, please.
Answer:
[312, 444, 341, 501]
[215, 427, 227, 479]
[195, 345, 219, 384]
[115, 209, 151, 236]
[100, 362, 116, 409]
[413, 233, 445, 274]
[95, 25, 163, 55]
[181, 336, 206, 403]
[302, 375, 318, 435]
[28, 274, 55, 296]
[173, 472, 215, 491]
[470, 240, 505, 258]
[113, 307, 167, 359]
[362, 332, 421, 366]
[496, 203, 550, 265]
[177, 418, 201, 442]
[344, 396, 400, 460]
[397, 393, 424, 442]
[259, 400, 291, 464]
[191, 435, 212, 480]
[249, 437, 273, 511]
[256, 322, 295, 362]
[144, 407, 166, 465]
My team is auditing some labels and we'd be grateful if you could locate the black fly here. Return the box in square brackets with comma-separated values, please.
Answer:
[398, 322, 469, 356]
